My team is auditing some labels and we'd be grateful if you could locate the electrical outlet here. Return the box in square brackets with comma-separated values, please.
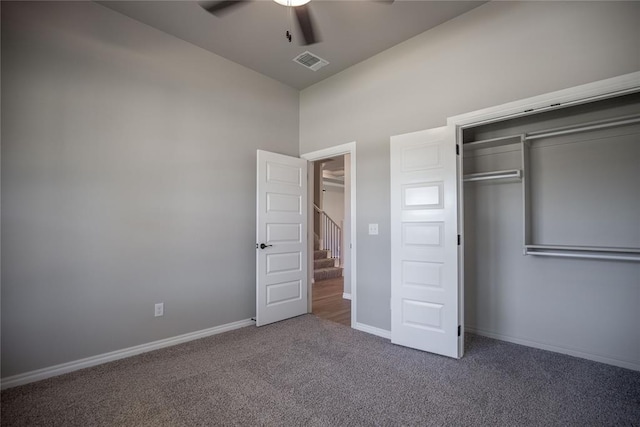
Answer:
[154, 303, 164, 317]
[368, 223, 379, 235]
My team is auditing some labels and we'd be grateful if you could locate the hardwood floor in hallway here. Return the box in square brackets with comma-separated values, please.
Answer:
[312, 277, 351, 327]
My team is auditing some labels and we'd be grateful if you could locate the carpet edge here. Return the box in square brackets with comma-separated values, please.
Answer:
[467, 325, 640, 372]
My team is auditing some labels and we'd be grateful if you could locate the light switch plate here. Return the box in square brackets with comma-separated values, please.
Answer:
[368, 224, 379, 235]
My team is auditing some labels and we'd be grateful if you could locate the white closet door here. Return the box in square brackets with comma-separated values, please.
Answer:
[256, 150, 308, 327]
[390, 126, 460, 358]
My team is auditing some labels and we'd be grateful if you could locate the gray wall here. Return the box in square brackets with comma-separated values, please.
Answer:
[299, 0, 640, 345]
[1, 1, 299, 377]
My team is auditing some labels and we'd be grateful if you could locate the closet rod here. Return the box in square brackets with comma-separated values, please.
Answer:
[525, 250, 640, 262]
[525, 114, 640, 141]
[463, 169, 521, 182]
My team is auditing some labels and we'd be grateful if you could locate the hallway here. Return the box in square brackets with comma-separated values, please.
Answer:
[311, 277, 350, 327]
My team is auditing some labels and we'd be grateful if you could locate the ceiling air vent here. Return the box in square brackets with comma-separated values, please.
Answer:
[293, 51, 329, 71]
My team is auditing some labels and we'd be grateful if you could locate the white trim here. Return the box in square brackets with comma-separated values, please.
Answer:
[448, 71, 640, 128]
[342, 293, 351, 300]
[302, 142, 356, 161]
[302, 142, 357, 329]
[0, 318, 254, 390]
[466, 326, 639, 372]
[355, 322, 391, 340]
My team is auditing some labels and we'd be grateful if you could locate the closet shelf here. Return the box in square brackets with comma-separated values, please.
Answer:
[525, 245, 640, 262]
[463, 169, 522, 182]
[463, 134, 523, 151]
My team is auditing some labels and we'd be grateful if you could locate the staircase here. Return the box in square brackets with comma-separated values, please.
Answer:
[314, 233, 343, 281]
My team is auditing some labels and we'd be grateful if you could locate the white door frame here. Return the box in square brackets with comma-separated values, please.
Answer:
[301, 142, 357, 328]
[448, 71, 640, 355]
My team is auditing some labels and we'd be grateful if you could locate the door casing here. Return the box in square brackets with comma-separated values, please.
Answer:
[301, 142, 357, 328]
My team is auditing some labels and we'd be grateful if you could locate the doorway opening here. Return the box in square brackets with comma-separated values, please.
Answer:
[302, 142, 356, 328]
[311, 156, 350, 326]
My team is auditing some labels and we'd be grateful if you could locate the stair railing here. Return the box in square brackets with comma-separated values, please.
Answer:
[313, 204, 341, 262]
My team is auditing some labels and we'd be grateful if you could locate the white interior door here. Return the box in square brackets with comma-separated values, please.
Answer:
[390, 126, 460, 358]
[256, 150, 308, 326]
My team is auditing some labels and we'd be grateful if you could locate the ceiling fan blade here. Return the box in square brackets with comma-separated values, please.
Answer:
[201, 1, 249, 16]
[294, 4, 319, 46]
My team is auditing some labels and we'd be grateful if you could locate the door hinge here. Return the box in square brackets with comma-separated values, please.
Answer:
[458, 325, 461, 337]
[456, 144, 460, 155]
[457, 235, 461, 245]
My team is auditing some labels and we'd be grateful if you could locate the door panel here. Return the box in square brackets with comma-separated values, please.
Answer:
[390, 127, 460, 358]
[256, 150, 308, 326]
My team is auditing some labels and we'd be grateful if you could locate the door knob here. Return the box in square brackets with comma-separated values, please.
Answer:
[258, 243, 273, 249]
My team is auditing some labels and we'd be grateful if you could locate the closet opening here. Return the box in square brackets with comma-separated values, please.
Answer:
[460, 90, 640, 367]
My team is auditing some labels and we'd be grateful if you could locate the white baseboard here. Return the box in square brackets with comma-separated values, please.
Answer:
[342, 293, 351, 300]
[466, 326, 640, 372]
[1, 318, 255, 390]
[355, 322, 391, 340]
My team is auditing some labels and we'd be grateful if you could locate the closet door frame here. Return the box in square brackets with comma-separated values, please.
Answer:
[449, 72, 640, 132]
[447, 71, 640, 344]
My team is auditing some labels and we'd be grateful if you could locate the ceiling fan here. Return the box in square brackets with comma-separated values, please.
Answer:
[201, 0, 320, 46]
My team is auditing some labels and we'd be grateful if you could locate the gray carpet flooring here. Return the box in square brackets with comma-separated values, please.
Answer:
[2, 315, 639, 426]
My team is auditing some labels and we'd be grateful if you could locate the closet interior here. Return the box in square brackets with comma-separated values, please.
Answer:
[461, 91, 640, 367]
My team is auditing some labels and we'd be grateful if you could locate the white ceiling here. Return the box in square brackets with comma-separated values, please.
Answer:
[100, 0, 485, 90]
